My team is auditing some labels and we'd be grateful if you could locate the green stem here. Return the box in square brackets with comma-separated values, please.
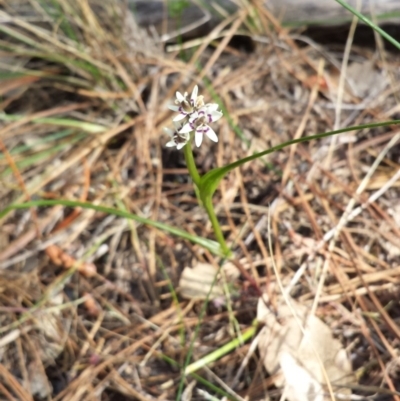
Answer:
[184, 321, 257, 375]
[183, 140, 229, 256]
[202, 195, 231, 257]
[183, 141, 201, 187]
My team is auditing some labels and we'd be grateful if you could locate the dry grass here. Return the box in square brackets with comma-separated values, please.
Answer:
[1, 0, 400, 400]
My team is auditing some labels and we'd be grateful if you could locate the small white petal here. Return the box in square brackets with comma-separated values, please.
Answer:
[205, 126, 218, 142]
[179, 123, 194, 133]
[206, 103, 219, 111]
[172, 113, 187, 122]
[173, 120, 184, 129]
[195, 130, 203, 147]
[166, 140, 176, 147]
[191, 85, 198, 103]
[176, 91, 185, 102]
[168, 105, 180, 112]
[163, 127, 174, 136]
[209, 111, 223, 122]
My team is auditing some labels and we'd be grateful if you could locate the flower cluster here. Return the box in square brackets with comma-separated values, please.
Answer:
[165, 85, 223, 149]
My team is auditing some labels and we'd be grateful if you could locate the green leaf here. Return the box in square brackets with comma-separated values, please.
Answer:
[199, 120, 400, 197]
[0, 199, 223, 256]
[168, 0, 190, 18]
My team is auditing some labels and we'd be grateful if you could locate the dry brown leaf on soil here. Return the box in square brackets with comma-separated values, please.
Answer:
[28, 361, 52, 399]
[257, 295, 355, 401]
[35, 293, 69, 363]
[346, 59, 388, 98]
[318, 59, 388, 104]
[179, 262, 224, 300]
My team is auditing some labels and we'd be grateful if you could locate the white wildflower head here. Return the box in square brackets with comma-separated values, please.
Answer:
[164, 122, 190, 150]
[179, 104, 222, 147]
[165, 85, 223, 149]
[168, 85, 204, 121]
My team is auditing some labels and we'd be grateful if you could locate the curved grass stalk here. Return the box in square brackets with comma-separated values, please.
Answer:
[334, 0, 400, 51]
[200, 120, 400, 197]
[0, 199, 224, 256]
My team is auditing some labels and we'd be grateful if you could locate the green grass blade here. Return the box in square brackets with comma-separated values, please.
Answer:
[335, 0, 400, 50]
[37, 0, 78, 41]
[0, 113, 107, 133]
[0, 24, 106, 81]
[0, 200, 223, 256]
[0, 134, 86, 178]
[184, 323, 257, 375]
[0, 129, 76, 160]
[200, 120, 400, 196]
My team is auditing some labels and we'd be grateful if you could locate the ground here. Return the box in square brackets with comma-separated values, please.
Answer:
[1, 1, 400, 400]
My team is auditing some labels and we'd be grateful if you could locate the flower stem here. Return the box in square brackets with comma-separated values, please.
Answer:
[183, 142, 201, 187]
[183, 141, 230, 256]
[202, 195, 231, 257]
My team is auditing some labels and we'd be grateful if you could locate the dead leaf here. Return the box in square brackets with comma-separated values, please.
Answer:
[179, 263, 224, 300]
[257, 295, 355, 401]
[28, 361, 52, 398]
[346, 60, 387, 98]
[36, 293, 67, 362]
[279, 351, 324, 401]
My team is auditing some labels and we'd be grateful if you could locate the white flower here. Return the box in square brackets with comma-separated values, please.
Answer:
[189, 85, 205, 109]
[179, 104, 223, 147]
[165, 85, 223, 149]
[168, 85, 204, 121]
[164, 125, 190, 150]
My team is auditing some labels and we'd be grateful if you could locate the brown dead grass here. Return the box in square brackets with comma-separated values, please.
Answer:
[0, 0, 400, 400]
